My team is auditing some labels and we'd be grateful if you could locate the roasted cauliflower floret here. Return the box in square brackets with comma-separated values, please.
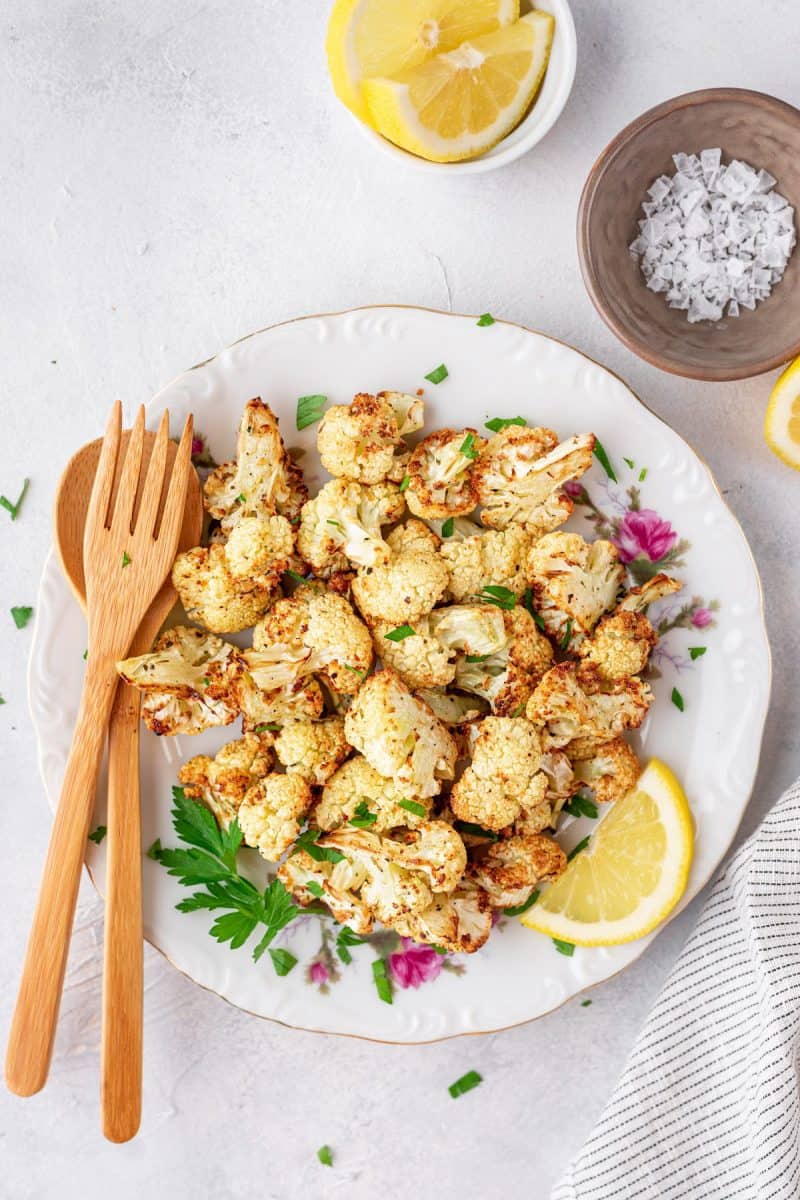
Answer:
[539, 749, 579, 821]
[297, 478, 405, 575]
[571, 737, 642, 804]
[236, 674, 325, 732]
[526, 662, 653, 756]
[178, 733, 274, 828]
[416, 688, 489, 725]
[450, 716, 546, 831]
[391, 886, 493, 954]
[530, 531, 625, 650]
[117, 626, 243, 736]
[440, 525, 535, 602]
[351, 523, 450, 626]
[475, 427, 594, 530]
[405, 428, 486, 519]
[171, 536, 287, 634]
[278, 847, 375, 934]
[467, 833, 567, 908]
[320, 828, 434, 926]
[314, 755, 433, 833]
[344, 670, 458, 798]
[204, 398, 308, 531]
[316, 391, 422, 484]
[577, 574, 683, 682]
[374, 619, 456, 690]
[389, 820, 468, 893]
[452, 607, 554, 716]
[427, 603, 508, 655]
[237, 774, 314, 861]
[249, 584, 373, 695]
[223, 514, 295, 579]
[273, 717, 351, 786]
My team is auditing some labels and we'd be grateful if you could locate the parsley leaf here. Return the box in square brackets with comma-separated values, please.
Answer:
[560, 619, 574, 650]
[146, 839, 162, 860]
[449, 1070, 482, 1098]
[268, 948, 297, 977]
[484, 416, 526, 432]
[477, 313, 495, 326]
[564, 793, 598, 820]
[317, 1145, 334, 1167]
[521, 587, 545, 630]
[336, 925, 367, 965]
[255, 722, 281, 732]
[459, 432, 479, 459]
[567, 836, 590, 862]
[0, 478, 30, 521]
[284, 569, 311, 586]
[553, 938, 575, 956]
[372, 957, 393, 1003]
[453, 820, 498, 841]
[291, 828, 346, 864]
[441, 516, 455, 537]
[639, 467, 648, 482]
[509, 702, 526, 718]
[399, 473, 410, 492]
[689, 646, 707, 660]
[503, 889, 539, 917]
[478, 584, 516, 610]
[296, 394, 327, 430]
[349, 800, 378, 829]
[384, 624, 415, 642]
[424, 363, 449, 385]
[465, 653, 489, 663]
[581, 999, 592, 1007]
[121, 551, 131, 568]
[306, 880, 324, 898]
[593, 439, 617, 482]
[11, 606, 33, 630]
[623, 457, 635, 470]
[671, 687, 685, 712]
[398, 798, 426, 818]
[88, 825, 107, 845]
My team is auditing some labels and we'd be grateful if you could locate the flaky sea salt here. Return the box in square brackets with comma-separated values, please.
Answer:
[629, 150, 796, 323]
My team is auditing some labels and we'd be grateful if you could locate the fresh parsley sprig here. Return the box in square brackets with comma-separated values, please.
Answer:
[151, 787, 300, 971]
[296, 394, 327, 431]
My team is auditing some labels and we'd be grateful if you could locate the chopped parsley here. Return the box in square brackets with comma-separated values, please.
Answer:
[465, 653, 489, 663]
[424, 363, 449, 385]
[291, 828, 346, 864]
[0, 478, 30, 521]
[254, 722, 281, 733]
[326, 518, 343, 529]
[441, 516, 455, 537]
[121, 552, 131, 568]
[284, 569, 311, 586]
[476, 313, 495, 327]
[306, 880, 324, 898]
[384, 624, 415, 642]
[88, 825, 107, 845]
[564, 793, 598, 820]
[509, 702, 526, 718]
[484, 416, 526, 432]
[639, 467, 648, 482]
[398, 798, 427, 818]
[478, 584, 516, 610]
[342, 663, 366, 679]
[11, 606, 33, 630]
[372, 957, 393, 1004]
[82, 648, 88, 661]
[581, 999, 592, 1007]
[336, 925, 367, 965]
[237, 493, 247, 503]
[317, 1145, 334, 1167]
[296, 394, 327, 430]
[146, 839, 162, 860]
[503, 889, 540, 917]
[399, 474, 411, 492]
[567, 836, 590, 862]
[268, 948, 297, 977]
[349, 800, 378, 829]
[453, 820, 498, 841]
[459, 432, 479, 459]
[671, 687, 685, 712]
[521, 587, 545, 630]
[623, 457, 635, 470]
[689, 646, 707, 660]
[593, 439, 617, 482]
[553, 938, 575, 956]
[449, 1070, 482, 1098]
[0, 694, 5, 706]
[560, 619, 574, 650]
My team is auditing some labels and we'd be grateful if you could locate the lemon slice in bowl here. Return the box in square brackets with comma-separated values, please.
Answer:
[361, 10, 554, 163]
[765, 355, 800, 471]
[326, 0, 520, 123]
[522, 760, 694, 947]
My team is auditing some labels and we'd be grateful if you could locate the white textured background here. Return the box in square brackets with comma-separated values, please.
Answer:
[2, 2, 799, 1197]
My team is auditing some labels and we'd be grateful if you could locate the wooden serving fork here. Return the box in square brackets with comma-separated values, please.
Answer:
[5, 401, 193, 1098]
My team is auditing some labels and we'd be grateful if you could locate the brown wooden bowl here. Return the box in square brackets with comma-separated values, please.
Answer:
[578, 88, 800, 381]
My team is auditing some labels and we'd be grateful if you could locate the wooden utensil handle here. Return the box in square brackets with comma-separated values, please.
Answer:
[5, 659, 118, 1097]
[101, 683, 143, 1143]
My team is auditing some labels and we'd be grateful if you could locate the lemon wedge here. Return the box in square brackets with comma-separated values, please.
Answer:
[326, 0, 520, 123]
[521, 759, 694, 947]
[361, 10, 554, 163]
[765, 355, 800, 471]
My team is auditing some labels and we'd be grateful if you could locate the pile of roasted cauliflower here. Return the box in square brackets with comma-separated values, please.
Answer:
[117, 394, 681, 955]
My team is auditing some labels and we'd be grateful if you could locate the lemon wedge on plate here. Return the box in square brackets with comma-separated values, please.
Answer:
[361, 10, 554, 163]
[326, 0, 520, 123]
[765, 355, 800, 470]
[522, 759, 694, 947]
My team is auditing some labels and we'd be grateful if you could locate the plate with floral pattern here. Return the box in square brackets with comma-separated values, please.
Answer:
[28, 307, 771, 1042]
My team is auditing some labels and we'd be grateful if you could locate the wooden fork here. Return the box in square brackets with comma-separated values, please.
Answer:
[5, 401, 193, 1098]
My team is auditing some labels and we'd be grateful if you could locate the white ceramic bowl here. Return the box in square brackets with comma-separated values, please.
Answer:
[352, 0, 577, 175]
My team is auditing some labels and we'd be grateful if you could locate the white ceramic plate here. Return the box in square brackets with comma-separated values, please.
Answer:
[29, 306, 771, 1042]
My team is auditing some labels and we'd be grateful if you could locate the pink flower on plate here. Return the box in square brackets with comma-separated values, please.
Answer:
[388, 939, 444, 989]
[614, 508, 678, 565]
[309, 961, 330, 985]
[563, 480, 584, 498]
[692, 607, 713, 629]
[191, 435, 205, 457]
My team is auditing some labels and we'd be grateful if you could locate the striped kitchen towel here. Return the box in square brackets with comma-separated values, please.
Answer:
[554, 777, 800, 1200]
